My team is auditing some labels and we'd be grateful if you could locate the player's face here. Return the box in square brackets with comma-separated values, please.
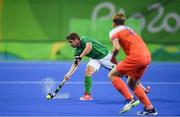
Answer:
[68, 38, 80, 48]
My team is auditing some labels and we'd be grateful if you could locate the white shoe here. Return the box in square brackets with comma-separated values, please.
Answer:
[120, 98, 140, 113]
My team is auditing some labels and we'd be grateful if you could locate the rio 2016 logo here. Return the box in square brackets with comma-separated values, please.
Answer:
[91, 2, 180, 33]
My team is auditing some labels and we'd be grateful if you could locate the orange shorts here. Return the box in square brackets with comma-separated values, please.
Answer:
[116, 55, 151, 80]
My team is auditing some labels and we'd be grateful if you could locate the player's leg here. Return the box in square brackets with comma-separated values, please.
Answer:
[109, 58, 142, 113]
[100, 53, 150, 95]
[108, 68, 140, 113]
[108, 68, 133, 99]
[126, 76, 150, 94]
[100, 53, 135, 103]
[80, 59, 100, 101]
[127, 68, 157, 115]
[101, 54, 140, 113]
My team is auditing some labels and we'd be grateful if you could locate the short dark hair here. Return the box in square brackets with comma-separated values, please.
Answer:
[66, 32, 80, 40]
[112, 12, 126, 25]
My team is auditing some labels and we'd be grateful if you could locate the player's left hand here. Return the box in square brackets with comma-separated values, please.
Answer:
[74, 56, 81, 65]
[111, 56, 117, 65]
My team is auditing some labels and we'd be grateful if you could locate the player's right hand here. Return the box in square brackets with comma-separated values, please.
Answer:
[74, 56, 81, 65]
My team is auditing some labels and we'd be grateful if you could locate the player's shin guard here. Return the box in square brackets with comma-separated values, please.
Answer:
[84, 76, 92, 94]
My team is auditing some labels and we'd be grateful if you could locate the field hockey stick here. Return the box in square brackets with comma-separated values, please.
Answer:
[46, 63, 78, 100]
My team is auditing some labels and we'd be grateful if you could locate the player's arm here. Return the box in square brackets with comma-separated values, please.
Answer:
[74, 42, 92, 64]
[80, 42, 92, 58]
[112, 38, 120, 57]
[110, 38, 120, 64]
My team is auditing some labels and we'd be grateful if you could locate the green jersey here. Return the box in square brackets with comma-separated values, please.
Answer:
[74, 36, 109, 59]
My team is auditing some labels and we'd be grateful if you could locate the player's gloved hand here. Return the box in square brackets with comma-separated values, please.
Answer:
[111, 56, 117, 65]
[74, 56, 81, 65]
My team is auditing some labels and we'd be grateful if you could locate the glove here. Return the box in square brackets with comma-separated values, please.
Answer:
[74, 56, 81, 64]
[111, 56, 117, 65]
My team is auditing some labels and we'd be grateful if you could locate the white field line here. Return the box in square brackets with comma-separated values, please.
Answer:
[0, 81, 180, 85]
[0, 116, 179, 117]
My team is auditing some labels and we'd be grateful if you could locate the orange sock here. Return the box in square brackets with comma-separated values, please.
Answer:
[112, 77, 132, 100]
[134, 85, 153, 109]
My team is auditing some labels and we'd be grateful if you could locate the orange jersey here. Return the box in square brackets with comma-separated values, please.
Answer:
[109, 26, 150, 58]
[109, 26, 151, 80]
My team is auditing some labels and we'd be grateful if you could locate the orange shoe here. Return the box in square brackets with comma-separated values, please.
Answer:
[80, 92, 93, 101]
